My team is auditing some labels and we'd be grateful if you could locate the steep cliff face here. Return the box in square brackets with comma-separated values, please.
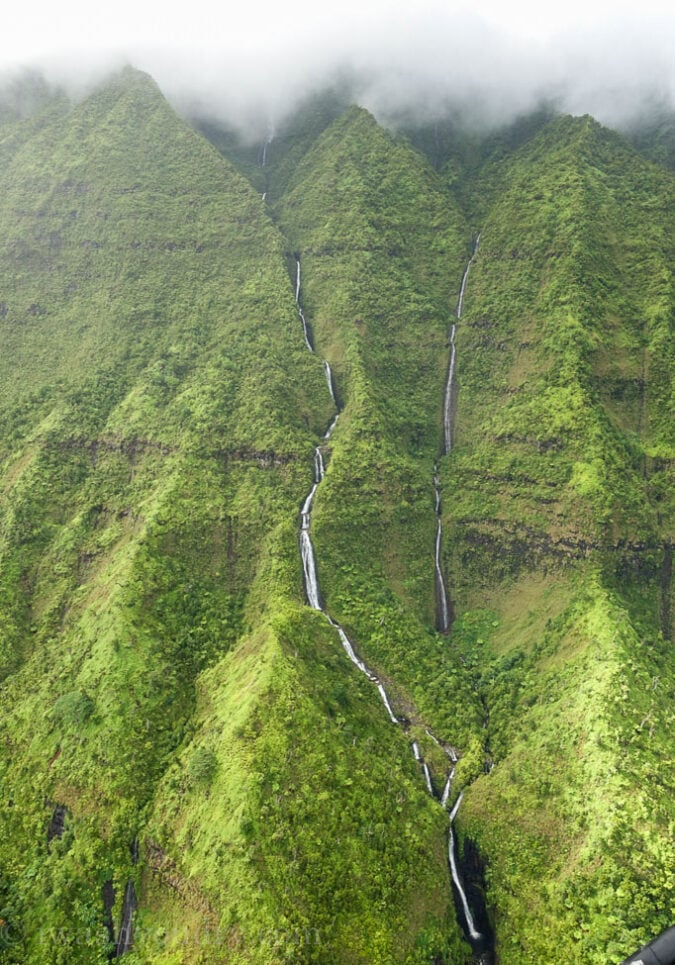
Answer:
[437, 114, 674, 963]
[0, 68, 672, 965]
[273, 105, 483, 738]
[0, 70, 469, 965]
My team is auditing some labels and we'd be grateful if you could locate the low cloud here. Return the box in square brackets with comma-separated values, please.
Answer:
[3, 7, 674, 139]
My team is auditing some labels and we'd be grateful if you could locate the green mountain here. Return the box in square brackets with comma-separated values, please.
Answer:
[0, 67, 672, 965]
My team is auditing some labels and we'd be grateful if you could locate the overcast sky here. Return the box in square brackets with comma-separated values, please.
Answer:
[2, 0, 674, 132]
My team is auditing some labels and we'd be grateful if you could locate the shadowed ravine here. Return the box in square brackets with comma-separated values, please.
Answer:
[294, 248, 493, 962]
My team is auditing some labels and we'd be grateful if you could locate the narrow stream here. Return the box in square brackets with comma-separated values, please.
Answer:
[434, 465, 451, 634]
[294, 246, 491, 961]
[297, 402, 398, 724]
[443, 235, 481, 455]
[434, 235, 481, 628]
[295, 259, 314, 352]
[439, 236, 494, 962]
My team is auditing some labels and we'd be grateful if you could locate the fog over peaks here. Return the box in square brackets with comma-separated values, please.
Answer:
[3, 6, 674, 138]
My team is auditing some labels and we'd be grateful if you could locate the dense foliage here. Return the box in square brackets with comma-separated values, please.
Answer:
[0, 67, 672, 964]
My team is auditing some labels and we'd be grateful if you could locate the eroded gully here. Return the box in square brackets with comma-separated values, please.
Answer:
[294, 244, 492, 962]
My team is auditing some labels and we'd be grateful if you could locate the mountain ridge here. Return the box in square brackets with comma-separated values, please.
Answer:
[0, 67, 672, 964]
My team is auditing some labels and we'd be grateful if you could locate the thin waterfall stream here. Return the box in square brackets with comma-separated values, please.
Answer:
[443, 235, 481, 455]
[437, 235, 493, 961]
[294, 247, 491, 961]
[295, 259, 315, 352]
[434, 236, 480, 635]
[434, 464, 451, 633]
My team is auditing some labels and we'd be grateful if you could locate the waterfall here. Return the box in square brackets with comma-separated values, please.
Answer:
[300, 492, 322, 611]
[259, 126, 274, 204]
[448, 790, 464, 824]
[434, 237, 490, 956]
[260, 124, 274, 168]
[441, 767, 455, 808]
[294, 260, 314, 352]
[301, 483, 319, 523]
[447, 792, 482, 941]
[443, 236, 480, 456]
[114, 837, 139, 957]
[449, 827, 483, 943]
[324, 415, 339, 440]
[434, 515, 450, 633]
[433, 466, 450, 632]
[442, 325, 457, 455]
[422, 761, 434, 796]
[456, 234, 481, 321]
[331, 619, 372, 678]
[436, 251, 464, 628]
[294, 265, 400, 727]
[293, 249, 487, 959]
[376, 682, 399, 724]
[314, 448, 325, 482]
[299, 310, 313, 352]
[300, 532, 321, 611]
[323, 360, 337, 404]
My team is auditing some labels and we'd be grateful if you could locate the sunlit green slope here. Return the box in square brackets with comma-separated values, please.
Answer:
[0, 71, 468, 964]
[441, 114, 674, 963]
[0, 67, 673, 965]
[273, 105, 484, 746]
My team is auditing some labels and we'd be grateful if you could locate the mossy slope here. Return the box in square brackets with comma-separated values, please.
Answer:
[0, 70, 673, 965]
[274, 106, 484, 746]
[0, 72, 465, 963]
[443, 114, 674, 963]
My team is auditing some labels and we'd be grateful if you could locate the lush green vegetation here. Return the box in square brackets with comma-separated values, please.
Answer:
[435, 114, 674, 962]
[0, 66, 672, 965]
[0, 69, 468, 964]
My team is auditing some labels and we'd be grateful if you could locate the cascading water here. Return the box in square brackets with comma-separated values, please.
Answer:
[435, 237, 482, 629]
[443, 235, 481, 456]
[441, 767, 455, 808]
[433, 465, 450, 634]
[422, 761, 434, 796]
[294, 259, 396, 723]
[442, 325, 457, 456]
[456, 235, 480, 321]
[295, 259, 314, 352]
[323, 360, 337, 405]
[449, 828, 482, 942]
[294, 246, 490, 959]
[434, 237, 495, 960]
[299, 429, 398, 724]
[260, 123, 275, 169]
[435, 239, 481, 631]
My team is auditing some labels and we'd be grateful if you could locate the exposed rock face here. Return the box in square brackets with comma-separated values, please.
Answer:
[47, 804, 68, 842]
